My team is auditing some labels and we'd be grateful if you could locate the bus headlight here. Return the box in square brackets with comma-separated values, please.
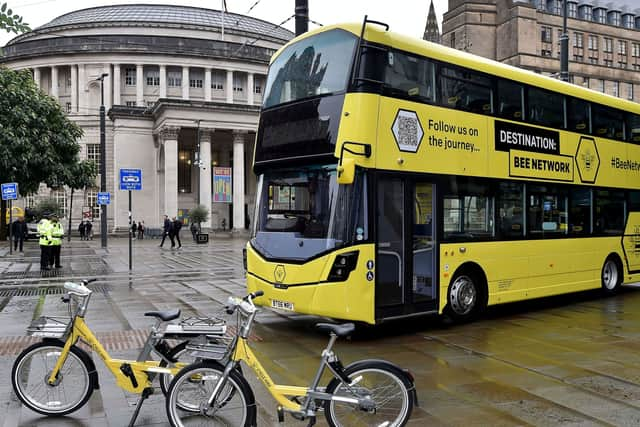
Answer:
[327, 251, 359, 282]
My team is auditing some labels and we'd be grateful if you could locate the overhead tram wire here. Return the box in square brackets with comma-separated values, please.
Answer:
[231, 13, 294, 57]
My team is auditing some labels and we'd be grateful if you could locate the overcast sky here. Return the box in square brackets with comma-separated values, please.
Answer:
[0, 0, 448, 47]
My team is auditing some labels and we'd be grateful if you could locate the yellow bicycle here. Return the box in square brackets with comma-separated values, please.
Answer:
[11, 279, 226, 426]
[166, 291, 417, 426]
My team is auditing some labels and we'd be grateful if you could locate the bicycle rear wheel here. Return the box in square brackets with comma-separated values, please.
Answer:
[12, 341, 95, 416]
[324, 360, 414, 427]
[166, 361, 256, 427]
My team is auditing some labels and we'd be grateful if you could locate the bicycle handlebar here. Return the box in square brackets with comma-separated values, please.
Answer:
[225, 291, 264, 315]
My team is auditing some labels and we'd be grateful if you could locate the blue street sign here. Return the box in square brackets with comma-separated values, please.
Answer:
[97, 192, 111, 205]
[119, 168, 142, 191]
[1, 182, 18, 200]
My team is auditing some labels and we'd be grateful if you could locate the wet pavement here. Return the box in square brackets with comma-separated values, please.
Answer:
[2, 236, 640, 426]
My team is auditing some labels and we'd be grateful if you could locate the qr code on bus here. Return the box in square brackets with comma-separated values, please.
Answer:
[392, 110, 423, 152]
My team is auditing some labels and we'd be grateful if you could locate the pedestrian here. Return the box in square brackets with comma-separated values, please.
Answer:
[11, 216, 27, 253]
[173, 216, 183, 249]
[37, 213, 53, 271]
[138, 221, 145, 239]
[131, 221, 138, 240]
[49, 214, 64, 269]
[78, 221, 86, 240]
[159, 215, 174, 248]
[190, 222, 198, 241]
[85, 221, 93, 240]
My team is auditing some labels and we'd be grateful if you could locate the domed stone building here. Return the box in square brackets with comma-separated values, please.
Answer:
[1, 4, 293, 232]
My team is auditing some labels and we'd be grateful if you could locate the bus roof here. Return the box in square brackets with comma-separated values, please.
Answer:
[272, 22, 640, 115]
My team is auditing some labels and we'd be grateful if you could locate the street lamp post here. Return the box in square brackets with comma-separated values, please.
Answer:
[97, 73, 109, 248]
[560, 0, 569, 82]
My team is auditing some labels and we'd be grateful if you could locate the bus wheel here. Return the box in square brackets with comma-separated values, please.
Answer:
[601, 256, 622, 294]
[445, 271, 484, 322]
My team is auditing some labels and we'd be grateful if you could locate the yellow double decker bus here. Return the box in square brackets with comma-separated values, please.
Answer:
[246, 18, 640, 324]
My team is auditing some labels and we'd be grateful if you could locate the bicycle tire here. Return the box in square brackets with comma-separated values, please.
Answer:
[324, 360, 414, 427]
[166, 361, 256, 427]
[12, 340, 96, 416]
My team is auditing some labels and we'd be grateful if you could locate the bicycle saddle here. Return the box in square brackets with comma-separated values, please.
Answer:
[144, 308, 181, 321]
[316, 323, 355, 337]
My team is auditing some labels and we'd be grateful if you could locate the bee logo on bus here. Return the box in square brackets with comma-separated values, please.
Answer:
[274, 264, 286, 283]
[392, 109, 424, 153]
[575, 136, 600, 184]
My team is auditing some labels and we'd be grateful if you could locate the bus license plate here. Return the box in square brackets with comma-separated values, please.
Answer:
[271, 299, 294, 311]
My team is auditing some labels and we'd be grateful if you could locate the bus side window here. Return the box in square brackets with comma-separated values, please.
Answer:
[497, 182, 524, 238]
[496, 79, 524, 121]
[592, 104, 624, 141]
[625, 113, 640, 144]
[383, 50, 434, 102]
[594, 190, 626, 235]
[439, 66, 493, 115]
[527, 185, 568, 236]
[527, 86, 565, 129]
[569, 188, 591, 235]
[567, 97, 590, 133]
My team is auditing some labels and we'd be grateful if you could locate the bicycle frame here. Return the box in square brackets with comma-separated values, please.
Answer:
[48, 315, 177, 394]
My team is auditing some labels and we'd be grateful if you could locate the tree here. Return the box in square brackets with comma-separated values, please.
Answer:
[0, 67, 84, 240]
[0, 3, 30, 34]
[33, 198, 63, 219]
[64, 160, 98, 241]
[188, 205, 209, 232]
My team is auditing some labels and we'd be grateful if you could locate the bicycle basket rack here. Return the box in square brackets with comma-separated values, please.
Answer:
[163, 316, 227, 338]
[27, 316, 69, 338]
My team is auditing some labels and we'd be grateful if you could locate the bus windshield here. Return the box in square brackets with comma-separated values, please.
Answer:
[251, 166, 367, 261]
[263, 29, 358, 109]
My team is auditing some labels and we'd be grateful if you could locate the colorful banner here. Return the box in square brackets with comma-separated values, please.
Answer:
[213, 167, 232, 203]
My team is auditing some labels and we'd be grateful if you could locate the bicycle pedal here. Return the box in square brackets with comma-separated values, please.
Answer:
[276, 406, 284, 423]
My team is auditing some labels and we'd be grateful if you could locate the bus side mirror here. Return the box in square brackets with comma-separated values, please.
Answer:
[337, 158, 356, 184]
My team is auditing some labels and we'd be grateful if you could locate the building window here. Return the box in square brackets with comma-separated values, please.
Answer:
[146, 70, 159, 86]
[125, 101, 136, 107]
[633, 43, 640, 57]
[593, 8, 606, 24]
[588, 35, 598, 50]
[51, 189, 67, 218]
[568, 2, 577, 18]
[24, 195, 37, 209]
[168, 71, 181, 87]
[598, 79, 605, 93]
[87, 144, 100, 165]
[613, 81, 619, 97]
[573, 32, 583, 48]
[623, 14, 634, 29]
[604, 38, 613, 53]
[189, 78, 203, 88]
[573, 54, 583, 62]
[589, 57, 598, 65]
[604, 59, 613, 67]
[65, 102, 72, 113]
[254, 82, 262, 94]
[450, 31, 456, 48]
[579, 6, 592, 21]
[541, 26, 552, 43]
[628, 83, 634, 101]
[211, 70, 224, 90]
[233, 73, 244, 92]
[125, 67, 136, 86]
[541, 49, 553, 57]
[608, 11, 620, 27]
[86, 188, 100, 220]
[619, 41, 627, 56]
[66, 76, 71, 87]
[178, 150, 192, 193]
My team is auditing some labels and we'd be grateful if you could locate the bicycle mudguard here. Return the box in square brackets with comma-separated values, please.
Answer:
[43, 338, 100, 390]
[339, 359, 418, 406]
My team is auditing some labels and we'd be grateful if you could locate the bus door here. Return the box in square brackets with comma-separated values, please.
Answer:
[376, 176, 436, 315]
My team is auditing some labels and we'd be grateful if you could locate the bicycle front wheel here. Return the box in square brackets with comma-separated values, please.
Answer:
[324, 361, 414, 427]
[166, 361, 256, 427]
[12, 341, 95, 416]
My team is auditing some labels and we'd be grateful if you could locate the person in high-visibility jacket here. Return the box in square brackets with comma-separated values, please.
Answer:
[49, 214, 64, 269]
[37, 213, 53, 271]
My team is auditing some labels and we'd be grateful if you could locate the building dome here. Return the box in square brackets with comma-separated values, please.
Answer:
[8, 4, 292, 45]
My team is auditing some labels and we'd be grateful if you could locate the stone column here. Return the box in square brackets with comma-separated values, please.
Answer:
[232, 131, 246, 231]
[136, 64, 144, 106]
[182, 66, 189, 100]
[70, 65, 78, 113]
[161, 126, 180, 218]
[226, 70, 233, 103]
[199, 130, 212, 229]
[159, 64, 167, 98]
[113, 64, 121, 105]
[78, 64, 86, 114]
[51, 65, 58, 98]
[103, 64, 112, 110]
[204, 68, 212, 102]
[247, 72, 254, 105]
[33, 67, 41, 88]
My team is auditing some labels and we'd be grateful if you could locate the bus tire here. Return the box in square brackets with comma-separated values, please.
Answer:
[601, 255, 622, 294]
[444, 268, 486, 323]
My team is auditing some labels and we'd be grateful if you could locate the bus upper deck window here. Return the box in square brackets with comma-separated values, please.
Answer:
[497, 79, 524, 121]
[383, 50, 434, 102]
